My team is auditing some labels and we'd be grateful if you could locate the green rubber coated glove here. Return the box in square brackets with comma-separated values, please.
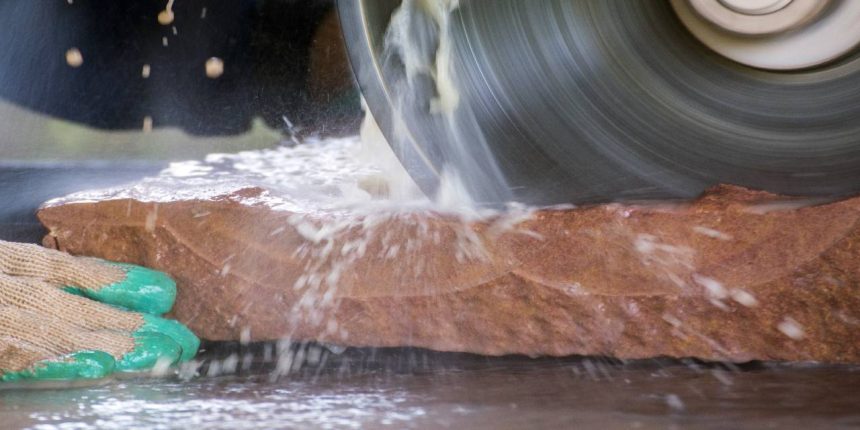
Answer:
[0, 241, 199, 382]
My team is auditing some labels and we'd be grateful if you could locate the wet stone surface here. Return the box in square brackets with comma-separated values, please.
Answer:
[1, 347, 859, 429]
[38, 137, 860, 362]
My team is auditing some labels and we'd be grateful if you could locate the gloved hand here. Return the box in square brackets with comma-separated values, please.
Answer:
[0, 241, 199, 382]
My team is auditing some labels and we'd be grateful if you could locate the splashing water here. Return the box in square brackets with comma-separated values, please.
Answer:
[380, 0, 512, 204]
[3, 353, 858, 429]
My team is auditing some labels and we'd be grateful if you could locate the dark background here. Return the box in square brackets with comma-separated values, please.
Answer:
[0, 0, 363, 243]
[0, 0, 361, 136]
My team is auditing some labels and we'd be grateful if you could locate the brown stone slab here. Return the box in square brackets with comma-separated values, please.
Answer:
[37, 182, 860, 363]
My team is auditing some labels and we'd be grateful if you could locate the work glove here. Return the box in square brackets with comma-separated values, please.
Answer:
[0, 241, 199, 382]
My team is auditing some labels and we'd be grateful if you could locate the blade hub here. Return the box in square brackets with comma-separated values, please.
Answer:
[719, 0, 793, 15]
[687, 0, 828, 36]
[674, 0, 860, 69]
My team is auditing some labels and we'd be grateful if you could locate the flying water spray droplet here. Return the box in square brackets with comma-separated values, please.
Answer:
[142, 116, 153, 133]
[65, 48, 83, 67]
[778, 317, 805, 340]
[158, 0, 175, 25]
[205, 57, 224, 78]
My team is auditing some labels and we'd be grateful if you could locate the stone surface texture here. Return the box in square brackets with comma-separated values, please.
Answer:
[35, 140, 860, 363]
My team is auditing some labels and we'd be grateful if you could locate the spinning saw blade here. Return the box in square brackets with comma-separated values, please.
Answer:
[339, 0, 860, 205]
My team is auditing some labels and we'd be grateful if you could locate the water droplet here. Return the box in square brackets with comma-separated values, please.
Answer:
[65, 48, 83, 67]
[205, 57, 224, 78]
[666, 394, 685, 412]
[158, 0, 175, 25]
[142, 116, 153, 132]
[778, 317, 805, 340]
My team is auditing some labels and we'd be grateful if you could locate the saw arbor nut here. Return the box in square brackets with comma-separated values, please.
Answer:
[686, 0, 828, 36]
[0, 241, 199, 382]
[673, 0, 860, 70]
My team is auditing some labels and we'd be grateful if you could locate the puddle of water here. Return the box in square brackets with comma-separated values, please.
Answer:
[2, 349, 858, 430]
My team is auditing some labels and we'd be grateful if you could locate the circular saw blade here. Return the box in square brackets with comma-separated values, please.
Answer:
[339, 0, 860, 206]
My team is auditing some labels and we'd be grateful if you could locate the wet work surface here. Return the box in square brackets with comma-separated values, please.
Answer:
[1, 347, 858, 429]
